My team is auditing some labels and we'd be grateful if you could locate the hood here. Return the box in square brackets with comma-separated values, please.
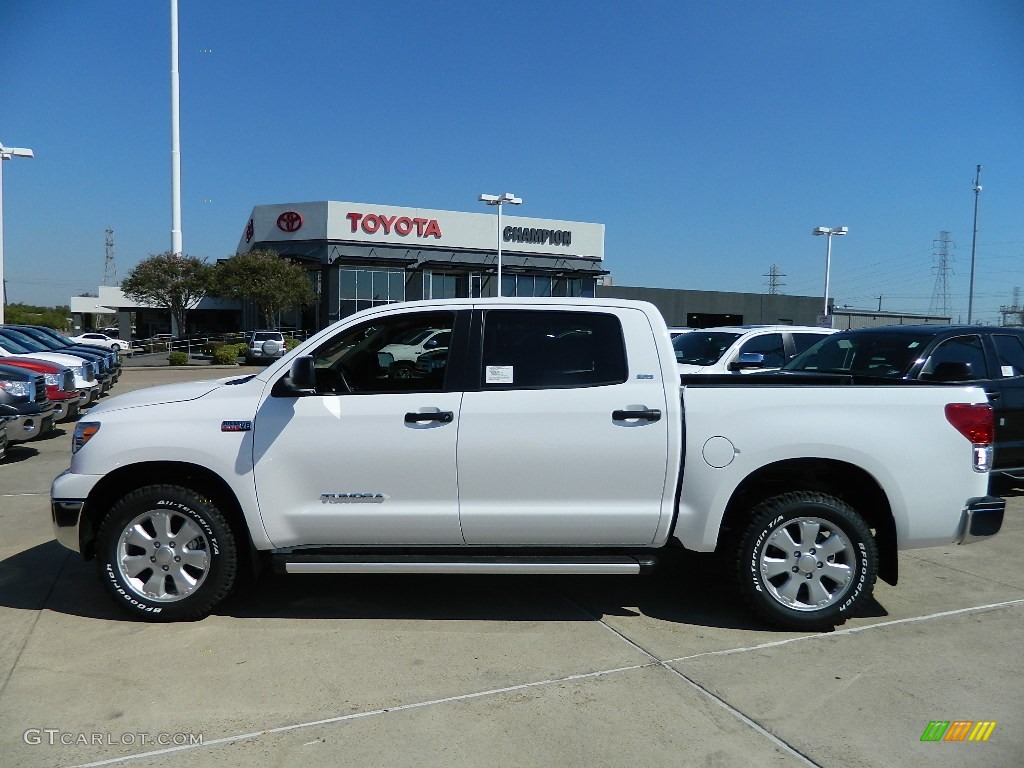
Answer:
[89, 378, 225, 414]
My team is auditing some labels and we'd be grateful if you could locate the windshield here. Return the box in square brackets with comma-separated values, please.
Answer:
[672, 331, 741, 366]
[11, 328, 63, 350]
[783, 332, 933, 378]
[253, 332, 283, 342]
[0, 334, 34, 354]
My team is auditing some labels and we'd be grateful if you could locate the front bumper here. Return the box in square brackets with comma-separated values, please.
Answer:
[53, 398, 81, 422]
[956, 496, 1005, 544]
[51, 499, 85, 553]
[5, 407, 56, 444]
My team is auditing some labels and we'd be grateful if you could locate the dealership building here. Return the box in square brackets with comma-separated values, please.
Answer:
[237, 200, 607, 330]
[68, 199, 953, 337]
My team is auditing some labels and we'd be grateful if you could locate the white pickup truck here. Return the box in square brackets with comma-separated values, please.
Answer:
[51, 298, 1005, 630]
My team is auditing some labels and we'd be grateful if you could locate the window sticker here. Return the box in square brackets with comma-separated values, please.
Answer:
[486, 365, 514, 384]
[1002, 365, 1015, 377]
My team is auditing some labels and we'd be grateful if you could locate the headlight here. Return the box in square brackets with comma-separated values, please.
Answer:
[44, 373, 61, 386]
[72, 421, 101, 453]
[0, 380, 31, 398]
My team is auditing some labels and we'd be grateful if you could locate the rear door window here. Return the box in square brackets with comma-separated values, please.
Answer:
[480, 310, 627, 389]
[993, 334, 1024, 378]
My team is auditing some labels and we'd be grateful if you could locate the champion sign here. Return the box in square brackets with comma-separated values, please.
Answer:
[504, 225, 572, 247]
[346, 212, 442, 239]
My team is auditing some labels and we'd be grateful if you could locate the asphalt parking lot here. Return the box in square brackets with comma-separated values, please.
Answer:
[1, 366, 1022, 768]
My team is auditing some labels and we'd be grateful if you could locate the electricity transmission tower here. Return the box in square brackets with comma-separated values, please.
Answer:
[929, 231, 954, 316]
[999, 287, 1024, 327]
[763, 264, 786, 295]
[103, 227, 117, 285]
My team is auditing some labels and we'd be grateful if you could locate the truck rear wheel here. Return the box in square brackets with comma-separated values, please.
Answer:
[736, 492, 877, 631]
[95, 485, 237, 621]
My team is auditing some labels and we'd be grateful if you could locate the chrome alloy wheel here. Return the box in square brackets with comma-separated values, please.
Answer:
[117, 510, 211, 602]
[757, 516, 855, 612]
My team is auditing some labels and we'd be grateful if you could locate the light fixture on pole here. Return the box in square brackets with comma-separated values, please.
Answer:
[0, 142, 35, 325]
[812, 226, 848, 320]
[479, 192, 522, 296]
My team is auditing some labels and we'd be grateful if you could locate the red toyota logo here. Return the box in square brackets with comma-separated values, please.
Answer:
[277, 211, 303, 233]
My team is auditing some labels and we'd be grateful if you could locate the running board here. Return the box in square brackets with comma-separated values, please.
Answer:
[271, 552, 658, 576]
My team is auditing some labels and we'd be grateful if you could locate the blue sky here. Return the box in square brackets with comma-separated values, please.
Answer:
[2, 1, 1023, 322]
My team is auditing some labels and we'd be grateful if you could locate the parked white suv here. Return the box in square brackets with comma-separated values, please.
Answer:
[674, 325, 835, 374]
[246, 331, 286, 364]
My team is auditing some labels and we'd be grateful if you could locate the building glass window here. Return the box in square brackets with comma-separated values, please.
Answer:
[423, 272, 465, 300]
[339, 268, 406, 319]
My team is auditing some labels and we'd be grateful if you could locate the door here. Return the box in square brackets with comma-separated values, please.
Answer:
[457, 307, 670, 545]
[253, 309, 467, 547]
[988, 333, 1024, 471]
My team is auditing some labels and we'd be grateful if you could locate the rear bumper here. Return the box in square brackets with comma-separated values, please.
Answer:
[956, 496, 1005, 544]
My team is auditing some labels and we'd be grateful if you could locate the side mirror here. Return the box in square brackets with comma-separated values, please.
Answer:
[280, 356, 316, 395]
[729, 352, 766, 371]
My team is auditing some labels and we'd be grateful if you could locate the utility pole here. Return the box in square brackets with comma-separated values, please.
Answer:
[967, 165, 982, 323]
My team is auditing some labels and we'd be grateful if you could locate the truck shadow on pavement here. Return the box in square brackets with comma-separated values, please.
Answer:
[0, 543, 889, 631]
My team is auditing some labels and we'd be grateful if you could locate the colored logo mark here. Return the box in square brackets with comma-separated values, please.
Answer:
[921, 721, 996, 742]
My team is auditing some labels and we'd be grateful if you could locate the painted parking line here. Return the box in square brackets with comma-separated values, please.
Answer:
[668, 598, 1024, 664]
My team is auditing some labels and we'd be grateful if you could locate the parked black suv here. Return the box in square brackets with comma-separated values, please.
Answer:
[783, 324, 1024, 480]
[0, 363, 56, 444]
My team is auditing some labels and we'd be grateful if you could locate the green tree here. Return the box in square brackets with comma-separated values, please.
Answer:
[121, 252, 213, 338]
[4, 303, 71, 329]
[214, 249, 313, 329]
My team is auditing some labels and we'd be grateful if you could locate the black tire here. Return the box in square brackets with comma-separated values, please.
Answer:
[735, 491, 877, 631]
[95, 485, 238, 621]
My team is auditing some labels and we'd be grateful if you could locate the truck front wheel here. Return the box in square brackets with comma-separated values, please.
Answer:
[95, 485, 238, 621]
[736, 492, 878, 631]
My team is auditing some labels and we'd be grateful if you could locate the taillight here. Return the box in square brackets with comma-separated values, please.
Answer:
[945, 403, 994, 445]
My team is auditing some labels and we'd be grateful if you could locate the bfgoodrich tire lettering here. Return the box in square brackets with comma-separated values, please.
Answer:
[96, 485, 237, 621]
[736, 491, 878, 631]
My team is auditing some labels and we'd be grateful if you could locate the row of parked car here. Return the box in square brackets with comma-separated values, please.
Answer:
[672, 321, 1024, 484]
[0, 326, 123, 460]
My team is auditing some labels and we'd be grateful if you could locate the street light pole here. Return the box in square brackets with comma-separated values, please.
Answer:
[967, 164, 982, 323]
[0, 142, 35, 324]
[170, 0, 183, 255]
[813, 226, 848, 321]
[479, 192, 522, 296]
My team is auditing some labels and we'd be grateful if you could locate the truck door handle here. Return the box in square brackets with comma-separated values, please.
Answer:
[404, 411, 454, 424]
[612, 408, 662, 422]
